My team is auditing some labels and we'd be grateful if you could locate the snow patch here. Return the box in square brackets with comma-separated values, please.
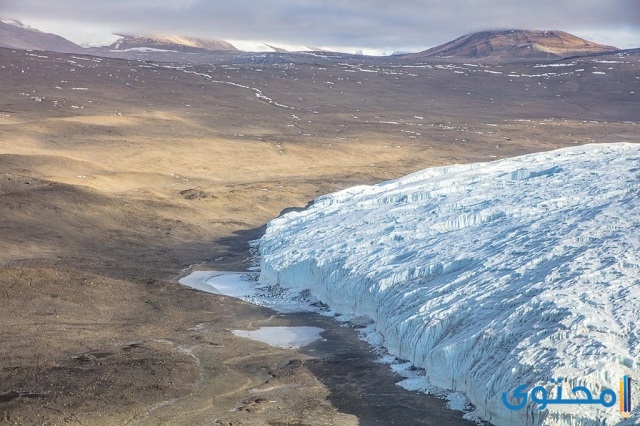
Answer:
[110, 47, 178, 53]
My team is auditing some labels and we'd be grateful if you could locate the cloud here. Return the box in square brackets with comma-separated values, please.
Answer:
[1, 0, 638, 50]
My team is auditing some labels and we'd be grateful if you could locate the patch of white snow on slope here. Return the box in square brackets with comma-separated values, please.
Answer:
[257, 143, 640, 426]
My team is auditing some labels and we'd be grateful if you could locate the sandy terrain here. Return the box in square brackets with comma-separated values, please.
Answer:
[0, 46, 637, 424]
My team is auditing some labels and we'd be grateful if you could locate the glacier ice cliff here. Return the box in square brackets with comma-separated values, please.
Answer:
[258, 143, 640, 425]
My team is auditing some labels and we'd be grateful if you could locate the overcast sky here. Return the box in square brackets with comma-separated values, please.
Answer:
[1, 0, 638, 53]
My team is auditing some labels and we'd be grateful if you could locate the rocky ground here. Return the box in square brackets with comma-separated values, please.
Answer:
[0, 46, 637, 424]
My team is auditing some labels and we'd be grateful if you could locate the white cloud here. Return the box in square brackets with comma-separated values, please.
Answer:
[571, 27, 640, 49]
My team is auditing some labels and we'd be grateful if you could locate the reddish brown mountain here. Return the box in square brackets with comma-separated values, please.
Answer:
[406, 30, 618, 62]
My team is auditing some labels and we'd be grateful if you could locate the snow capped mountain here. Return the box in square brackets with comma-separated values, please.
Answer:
[224, 39, 319, 53]
[1, 18, 29, 28]
[107, 34, 238, 53]
[104, 34, 323, 54]
[258, 143, 640, 425]
[0, 18, 322, 55]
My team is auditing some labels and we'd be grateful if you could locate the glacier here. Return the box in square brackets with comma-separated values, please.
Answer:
[257, 143, 640, 425]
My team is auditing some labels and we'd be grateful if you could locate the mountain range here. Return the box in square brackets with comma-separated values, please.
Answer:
[0, 17, 626, 63]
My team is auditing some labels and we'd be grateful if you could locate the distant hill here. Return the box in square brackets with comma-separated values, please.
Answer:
[0, 18, 83, 53]
[105, 34, 238, 53]
[405, 30, 619, 62]
[0, 20, 625, 64]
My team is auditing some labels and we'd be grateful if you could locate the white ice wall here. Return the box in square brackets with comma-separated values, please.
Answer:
[258, 143, 640, 425]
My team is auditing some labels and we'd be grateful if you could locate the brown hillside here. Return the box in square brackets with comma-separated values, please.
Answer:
[107, 34, 238, 52]
[407, 30, 618, 62]
[0, 20, 83, 53]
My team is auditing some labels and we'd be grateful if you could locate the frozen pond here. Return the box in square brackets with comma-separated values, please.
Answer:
[232, 326, 324, 348]
[178, 271, 257, 298]
[179, 271, 325, 349]
[179, 270, 321, 313]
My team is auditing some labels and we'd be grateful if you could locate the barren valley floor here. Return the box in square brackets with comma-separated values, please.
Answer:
[0, 47, 637, 424]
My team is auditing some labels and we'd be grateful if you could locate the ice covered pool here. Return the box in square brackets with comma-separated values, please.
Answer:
[231, 326, 324, 349]
[178, 271, 257, 298]
[178, 271, 325, 349]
